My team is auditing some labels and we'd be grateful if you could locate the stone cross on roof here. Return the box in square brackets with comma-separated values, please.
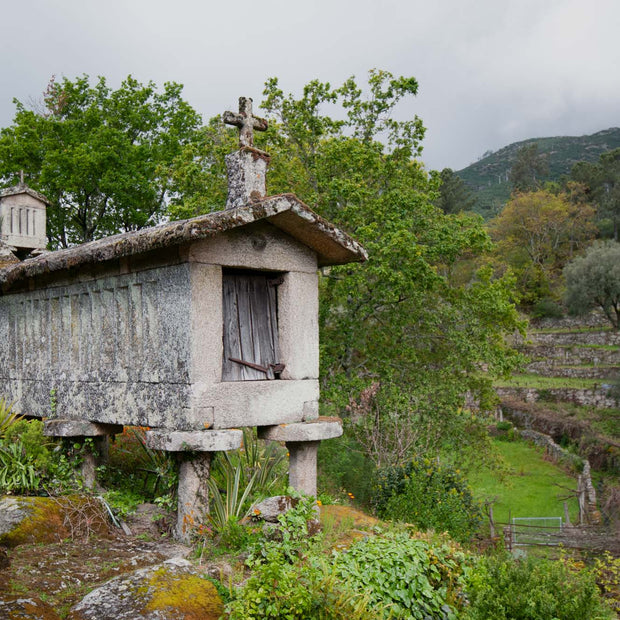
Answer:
[223, 97, 268, 148]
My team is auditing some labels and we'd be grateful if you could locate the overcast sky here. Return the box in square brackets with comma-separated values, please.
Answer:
[2, 0, 619, 171]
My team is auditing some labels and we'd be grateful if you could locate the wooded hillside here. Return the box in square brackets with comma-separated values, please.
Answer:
[457, 128, 620, 218]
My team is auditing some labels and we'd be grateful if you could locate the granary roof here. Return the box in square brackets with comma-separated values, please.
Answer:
[0, 239, 19, 270]
[0, 193, 367, 291]
[0, 181, 50, 205]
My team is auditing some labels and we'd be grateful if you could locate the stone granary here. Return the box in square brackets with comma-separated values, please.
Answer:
[0, 173, 49, 267]
[0, 98, 367, 540]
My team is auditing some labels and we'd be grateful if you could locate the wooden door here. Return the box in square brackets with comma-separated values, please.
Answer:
[222, 270, 281, 381]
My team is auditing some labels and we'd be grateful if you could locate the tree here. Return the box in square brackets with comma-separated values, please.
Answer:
[489, 189, 596, 304]
[564, 241, 620, 329]
[177, 70, 525, 467]
[0, 75, 202, 248]
[433, 168, 476, 214]
[509, 143, 549, 193]
[571, 148, 620, 241]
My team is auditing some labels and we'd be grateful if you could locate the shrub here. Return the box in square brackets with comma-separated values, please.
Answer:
[372, 457, 483, 542]
[0, 418, 77, 494]
[226, 546, 316, 619]
[532, 298, 564, 319]
[463, 555, 614, 620]
[204, 428, 287, 543]
[318, 432, 376, 507]
[331, 531, 469, 619]
[102, 426, 177, 501]
[0, 396, 20, 438]
[226, 548, 376, 620]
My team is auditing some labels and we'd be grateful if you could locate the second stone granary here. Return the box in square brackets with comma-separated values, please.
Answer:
[0, 97, 367, 537]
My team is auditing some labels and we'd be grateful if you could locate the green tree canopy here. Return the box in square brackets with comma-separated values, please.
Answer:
[571, 148, 620, 241]
[564, 241, 620, 329]
[433, 168, 476, 214]
[173, 70, 525, 466]
[488, 189, 596, 305]
[509, 143, 549, 193]
[0, 75, 202, 248]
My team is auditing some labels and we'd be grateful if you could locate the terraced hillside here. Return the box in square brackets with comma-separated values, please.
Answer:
[496, 317, 620, 526]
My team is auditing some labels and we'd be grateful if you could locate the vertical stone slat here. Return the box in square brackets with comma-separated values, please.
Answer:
[130, 281, 143, 383]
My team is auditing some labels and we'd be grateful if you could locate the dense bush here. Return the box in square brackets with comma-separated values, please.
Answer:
[318, 432, 376, 506]
[463, 555, 614, 620]
[225, 497, 375, 619]
[0, 418, 76, 494]
[532, 297, 564, 319]
[332, 531, 469, 619]
[226, 497, 470, 620]
[372, 457, 483, 542]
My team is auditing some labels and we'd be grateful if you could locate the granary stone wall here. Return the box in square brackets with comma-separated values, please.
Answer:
[0, 261, 194, 427]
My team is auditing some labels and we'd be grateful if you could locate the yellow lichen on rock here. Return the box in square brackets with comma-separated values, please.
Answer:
[0, 496, 68, 547]
[144, 567, 224, 619]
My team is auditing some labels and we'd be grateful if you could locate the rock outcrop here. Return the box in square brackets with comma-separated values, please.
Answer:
[69, 557, 223, 620]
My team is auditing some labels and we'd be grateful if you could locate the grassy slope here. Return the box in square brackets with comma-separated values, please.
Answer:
[467, 439, 579, 526]
[494, 374, 602, 389]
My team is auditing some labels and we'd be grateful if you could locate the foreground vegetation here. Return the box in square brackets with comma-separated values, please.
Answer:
[1, 398, 617, 618]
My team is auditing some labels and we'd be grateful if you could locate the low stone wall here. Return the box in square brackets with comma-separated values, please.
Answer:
[532, 331, 620, 346]
[530, 312, 610, 331]
[519, 429, 584, 471]
[500, 399, 619, 475]
[525, 362, 619, 379]
[522, 345, 619, 365]
[496, 387, 618, 409]
[517, 430, 599, 524]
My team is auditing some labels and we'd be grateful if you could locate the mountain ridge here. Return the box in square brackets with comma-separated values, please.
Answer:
[456, 127, 620, 218]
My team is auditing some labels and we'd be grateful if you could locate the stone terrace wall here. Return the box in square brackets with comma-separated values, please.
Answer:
[496, 387, 618, 409]
[532, 331, 620, 346]
[525, 345, 619, 366]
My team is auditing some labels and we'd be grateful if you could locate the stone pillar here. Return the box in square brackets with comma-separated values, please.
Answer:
[43, 420, 122, 490]
[224, 147, 270, 209]
[258, 418, 343, 497]
[145, 429, 243, 543]
[286, 441, 319, 497]
[176, 452, 212, 541]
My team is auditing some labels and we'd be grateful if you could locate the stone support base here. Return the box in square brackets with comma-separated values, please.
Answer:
[258, 417, 342, 497]
[145, 429, 243, 543]
[42, 419, 122, 490]
[176, 452, 212, 542]
[286, 441, 319, 497]
[43, 420, 123, 437]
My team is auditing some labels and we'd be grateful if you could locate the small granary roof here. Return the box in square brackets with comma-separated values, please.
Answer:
[0, 182, 50, 205]
[0, 193, 367, 292]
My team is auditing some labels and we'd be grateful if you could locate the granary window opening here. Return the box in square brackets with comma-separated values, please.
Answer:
[222, 268, 284, 381]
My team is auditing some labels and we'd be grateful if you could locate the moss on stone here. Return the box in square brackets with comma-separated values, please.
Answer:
[142, 566, 223, 619]
[0, 496, 110, 548]
[0, 595, 62, 619]
[0, 497, 68, 547]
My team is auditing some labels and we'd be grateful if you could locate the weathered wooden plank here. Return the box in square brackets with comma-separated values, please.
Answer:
[222, 272, 281, 382]
[222, 275, 242, 381]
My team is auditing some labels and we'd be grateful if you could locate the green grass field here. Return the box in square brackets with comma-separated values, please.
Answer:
[467, 439, 580, 527]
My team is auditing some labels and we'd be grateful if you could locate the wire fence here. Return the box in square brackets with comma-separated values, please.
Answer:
[495, 518, 620, 555]
[511, 517, 563, 547]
